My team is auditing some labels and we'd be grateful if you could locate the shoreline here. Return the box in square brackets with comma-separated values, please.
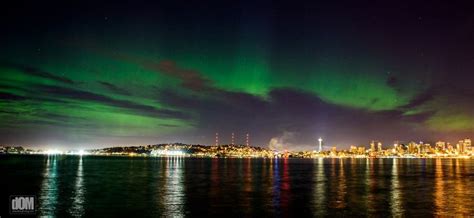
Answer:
[1, 153, 472, 159]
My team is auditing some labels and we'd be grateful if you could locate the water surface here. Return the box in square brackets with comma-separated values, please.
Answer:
[1, 155, 474, 216]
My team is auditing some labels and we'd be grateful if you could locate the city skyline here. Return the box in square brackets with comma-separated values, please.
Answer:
[1, 136, 472, 154]
[2, 137, 472, 158]
[1, 1, 474, 149]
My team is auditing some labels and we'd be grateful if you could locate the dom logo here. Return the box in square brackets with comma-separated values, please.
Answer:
[10, 195, 36, 214]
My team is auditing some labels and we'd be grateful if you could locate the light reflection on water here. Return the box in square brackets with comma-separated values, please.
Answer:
[69, 156, 85, 216]
[39, 155, 58, 216]
[365, 158, 376, 213]
[434, 158, 444, 215]
[162, 157, 185, 217]
[313, 158, 326, 216]
[2, 156, 473, 216]
[271, 158, 281, 213]
[333, 159, 346, 209]
[390, 158, 403, 216]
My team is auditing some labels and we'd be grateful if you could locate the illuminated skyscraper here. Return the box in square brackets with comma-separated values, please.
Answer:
[318, 137, 323, 152]
[350, 145, 357, 153]
[457, 140, 465, 153]
[331, 146, 337, 155]
[408, 142, 417, 154]
[215, 133, 219, 146]
[358, 147, 366, 155]
[447, 142, 453, 151]
[465, 138, 472, 146]
[456, 139, 471, 154]
[464, 138, 471, 152]
[435, 141, 446, 151]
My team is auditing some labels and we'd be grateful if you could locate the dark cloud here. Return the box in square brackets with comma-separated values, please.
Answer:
[400, 85, 474, 111]
[158, 124, 181, 128]
[1, 62, 76, 85]
[98, 81, 131, 95]
[399, 86, 439, 110]
[153, 60, 215, 91]
[0, 92, 26, 101]
[402, 111, 436, 123]
[156, 86, 431, 148]
[0, 83, 80, 104]
[34, 84, 191, 120]
[39, 112, 83, 123]
[0, 82, 34, 93]
[76, 44, 218, 92]
[386, 76, 402, 93]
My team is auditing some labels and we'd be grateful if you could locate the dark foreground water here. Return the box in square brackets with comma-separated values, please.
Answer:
[1, 155, 474, 217]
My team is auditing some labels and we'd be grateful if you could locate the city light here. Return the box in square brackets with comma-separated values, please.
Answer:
[44, 149, 62, 155]
[77, 150, 88, 156]
[151, 149, 186, 156]
[1, 139, 472, 158]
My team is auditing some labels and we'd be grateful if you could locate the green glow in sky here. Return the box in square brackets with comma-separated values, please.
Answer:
[0, 30, 471, 147]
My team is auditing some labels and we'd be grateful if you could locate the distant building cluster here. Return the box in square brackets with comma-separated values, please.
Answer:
[91, 144, 275, 158]
[0, 146, 34, 154]
[0, 138, 472, 158]
[320, 139, 472, 158]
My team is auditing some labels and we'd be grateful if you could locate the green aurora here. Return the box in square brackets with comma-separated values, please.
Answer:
[1, 1, 473, 148]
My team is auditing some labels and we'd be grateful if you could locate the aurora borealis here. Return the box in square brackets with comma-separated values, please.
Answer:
[1, 1, 474, 149]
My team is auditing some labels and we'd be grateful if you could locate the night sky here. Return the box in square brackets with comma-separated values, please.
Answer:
[1, 1, 474, 150]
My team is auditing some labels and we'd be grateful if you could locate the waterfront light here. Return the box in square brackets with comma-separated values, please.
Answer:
[45, 149, 62, 155]
[78, 150, 88, 156]
[151, 149, 186, 156]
